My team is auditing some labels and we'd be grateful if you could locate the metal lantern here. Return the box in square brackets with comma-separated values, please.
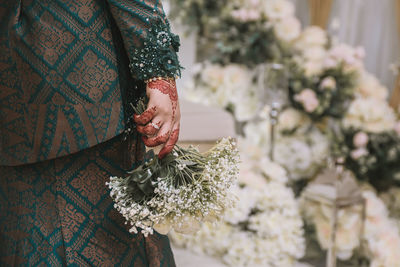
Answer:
[302, 159, 367, 267]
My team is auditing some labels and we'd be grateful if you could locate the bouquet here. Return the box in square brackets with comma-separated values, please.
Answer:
[107, 98, 239, 236]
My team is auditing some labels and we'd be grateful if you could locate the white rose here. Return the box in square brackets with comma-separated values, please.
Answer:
[295, 26, 328, 50]
[363, 191, 389, 218]
[233, 94, 259, 122]
[258, 157, 288, 183]
[274, 17, 301, 42]
[201, 64, 225, 89]
[356, 71, 389, 100]
[278, 108, 310, 132]
[223, 65, 253, 90]
[303, 60, 324, 77]
[274, 138, 313, 180]
[263, 0, 295, 20]
[243, 120, 271, 148]
[238, 160, 269, 189]
[231, 8, 261, 22]
[343, 98, 397, 133]
[302, 46, 327, 62]
[214, 85, 231, 107]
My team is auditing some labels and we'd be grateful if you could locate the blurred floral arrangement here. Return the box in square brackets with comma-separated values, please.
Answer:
[170, 146, 305, 267]
[301, 187, 400, 267]
[169, 0, 400, 265]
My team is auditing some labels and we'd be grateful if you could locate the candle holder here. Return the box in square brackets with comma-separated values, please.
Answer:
[257, 63, 289, 161]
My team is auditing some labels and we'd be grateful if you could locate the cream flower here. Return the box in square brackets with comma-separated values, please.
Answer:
[263, 0, 295, 21]
[325, 43, 365, 70]
[302, 46, 327, 62]
[233, 94, 259, 122]
[356, 71, 389, 100]
[201, 63, 225, 89]
[343, 98, 397, 133]
[278, 108, 311, 132]
[320, 76, 337, 90]
[238, 160, 269, 190]
[274, 17, 301, 42]
[303, 60, 324, 77]
[258, 157, 288, 183]
[295, 26, 328, 50]
[232, 8, 261, 22]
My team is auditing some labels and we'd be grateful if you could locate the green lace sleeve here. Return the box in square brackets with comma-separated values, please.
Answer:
[128, 19, 183, 81]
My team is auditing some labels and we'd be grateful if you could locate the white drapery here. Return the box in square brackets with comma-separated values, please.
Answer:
[292, 0, 399, 93]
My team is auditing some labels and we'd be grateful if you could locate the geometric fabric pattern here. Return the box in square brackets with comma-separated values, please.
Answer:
[0, 133, 176, 266]
[0, 0, 173, 166]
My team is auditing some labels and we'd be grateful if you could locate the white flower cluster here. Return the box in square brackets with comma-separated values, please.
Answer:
[342, 67, 399, 134]
[107, 138, 239, 237]
[301, 196, 364, 260]
[171, 159, 305, 267]
[241, 108, 330, 180]
[301, 188, 400, 266]
[184, 62, 260, 122]
[362, 191, 400, 267]
[343, 97, 397, 133]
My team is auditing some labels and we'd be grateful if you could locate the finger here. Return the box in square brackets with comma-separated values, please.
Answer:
[158, 127, 180, 159]
[142, 123, 172, 147]
[137, 121, 162, 136]
[134, 106, 157, 125]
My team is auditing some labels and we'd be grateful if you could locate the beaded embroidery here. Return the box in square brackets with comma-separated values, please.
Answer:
[129, 19, 183, 81]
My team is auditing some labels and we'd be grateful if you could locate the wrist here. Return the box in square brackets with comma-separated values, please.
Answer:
[144, 76, 176, 84]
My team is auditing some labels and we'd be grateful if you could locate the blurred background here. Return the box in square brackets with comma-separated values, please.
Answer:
[164, 0, 400, 266]
[168, 0, 400, 143]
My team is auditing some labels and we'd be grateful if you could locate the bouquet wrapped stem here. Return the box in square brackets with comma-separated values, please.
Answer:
[107, 98, 239, 236]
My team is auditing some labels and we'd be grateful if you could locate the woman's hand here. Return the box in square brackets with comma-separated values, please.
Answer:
[133, 79, 181, 159]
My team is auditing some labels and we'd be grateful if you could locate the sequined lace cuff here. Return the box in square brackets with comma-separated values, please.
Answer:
[129, 20, 183, 81]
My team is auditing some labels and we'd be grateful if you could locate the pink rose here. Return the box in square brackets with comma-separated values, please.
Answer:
[353, 132, 369, 148]
[294, 89, 319, 113]
[351, 148, 368, 160]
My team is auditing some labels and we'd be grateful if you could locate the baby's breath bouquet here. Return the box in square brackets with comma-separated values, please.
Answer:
[107, 98, 239, 237]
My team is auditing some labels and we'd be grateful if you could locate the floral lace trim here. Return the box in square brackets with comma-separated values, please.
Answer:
[129, 19, 183, 81]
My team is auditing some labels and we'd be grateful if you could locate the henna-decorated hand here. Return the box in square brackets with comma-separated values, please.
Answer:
[134, 79, 181, 159]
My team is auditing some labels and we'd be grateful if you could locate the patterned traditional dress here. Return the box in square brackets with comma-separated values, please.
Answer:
[0, 0, 182, 266]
